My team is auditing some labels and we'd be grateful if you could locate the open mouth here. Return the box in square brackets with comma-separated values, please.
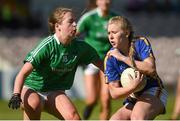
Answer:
[110, 41, 116, 46]
[73, 29, 76, 34]
[71, 29, 76, 35]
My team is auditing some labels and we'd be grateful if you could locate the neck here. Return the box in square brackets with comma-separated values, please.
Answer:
[56, 33, 70, 45]
[100, 9, 109, 17]
[102, 11, 108, 17]
[119, 39, 130, 56]
[61, 37, 71, 45]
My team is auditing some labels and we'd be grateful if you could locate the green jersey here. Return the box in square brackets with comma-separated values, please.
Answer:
[24, 34, 99, 92]
[77, 8, 117, 60]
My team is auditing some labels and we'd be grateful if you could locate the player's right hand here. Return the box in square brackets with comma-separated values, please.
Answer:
[129, 71, 144, 90]
[8, 93, 22, 109]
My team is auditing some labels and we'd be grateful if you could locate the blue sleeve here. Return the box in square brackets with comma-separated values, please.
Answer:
[104, 56, 120, 83]
[136, 39, 154, 60]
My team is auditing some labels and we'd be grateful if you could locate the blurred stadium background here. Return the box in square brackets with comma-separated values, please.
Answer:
[0, 0, 180, 119]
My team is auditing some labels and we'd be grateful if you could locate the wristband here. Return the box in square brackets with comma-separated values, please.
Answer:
[13, 93, 20, 96]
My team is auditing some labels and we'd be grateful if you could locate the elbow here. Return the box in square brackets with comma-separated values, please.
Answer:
[110, 91, 119, 99]
[111, 94, 119, 99]
[147, 66, 156, 75]
[143, 63, 156, 75]
[145, 69, 155, 75]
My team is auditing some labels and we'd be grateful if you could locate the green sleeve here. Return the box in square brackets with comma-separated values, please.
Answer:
[24, 42, 50, 68]
[77, 14, 89, 33]
[78, 41, 100, 65]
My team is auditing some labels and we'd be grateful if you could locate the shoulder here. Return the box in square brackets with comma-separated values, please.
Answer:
[73, 38, 90, 47]
[73, 38, 85, 44]
[31, 35, 55, 54]
[134, 36, 151, 46]
[79, 9, 97, 21]
[105, 48, 117, 62]
[26, 36, 54, 61]
[36, 35, 54, 48]
[39, 35, 54, 45]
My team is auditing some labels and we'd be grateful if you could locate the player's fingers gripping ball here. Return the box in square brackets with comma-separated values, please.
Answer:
[120, 68, 147, 93]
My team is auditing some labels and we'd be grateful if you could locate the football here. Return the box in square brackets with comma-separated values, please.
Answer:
[120, 68, 147, 93]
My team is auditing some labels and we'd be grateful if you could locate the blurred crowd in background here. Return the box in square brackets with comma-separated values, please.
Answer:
[0, 0, 40, 30]
[0, 0, 180, 32]
[126, 0, 180, 13]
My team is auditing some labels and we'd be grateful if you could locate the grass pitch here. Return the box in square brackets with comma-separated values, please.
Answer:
[0, 91, 175, 120]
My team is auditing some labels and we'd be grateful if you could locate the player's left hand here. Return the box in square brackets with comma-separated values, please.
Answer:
[8, 93, 22, 109]
[107, 49, 126, 61]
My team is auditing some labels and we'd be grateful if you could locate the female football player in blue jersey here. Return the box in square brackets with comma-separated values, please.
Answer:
[104, 16, 168, 120]
[8, 7, 103, 120]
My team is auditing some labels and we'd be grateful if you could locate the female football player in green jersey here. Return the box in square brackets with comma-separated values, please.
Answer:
[77, 0, 117, 119]
[8, 7, 103, 120]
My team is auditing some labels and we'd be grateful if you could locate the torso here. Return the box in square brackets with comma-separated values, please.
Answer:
[24, 35, 99, 92]
[105, 37, 164, 91]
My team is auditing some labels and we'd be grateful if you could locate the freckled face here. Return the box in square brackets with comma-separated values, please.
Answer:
[107, 23, 127, 49]
[61, 12, 77, 37]
[56, 12, 77, 44]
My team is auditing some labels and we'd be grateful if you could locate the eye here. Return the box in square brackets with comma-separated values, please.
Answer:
[110, 31, 117, 34]
[69, 19, 75, 23]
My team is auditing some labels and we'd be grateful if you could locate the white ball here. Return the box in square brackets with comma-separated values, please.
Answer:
[120, 68, 146, 93]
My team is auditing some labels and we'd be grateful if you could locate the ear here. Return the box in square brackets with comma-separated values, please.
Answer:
[55, 23, 59, 29]
[125, 31, 130, 38]
[55, 23, 61, 32]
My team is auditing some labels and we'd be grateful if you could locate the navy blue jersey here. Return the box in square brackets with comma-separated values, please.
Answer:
[104, 37, 164, 91]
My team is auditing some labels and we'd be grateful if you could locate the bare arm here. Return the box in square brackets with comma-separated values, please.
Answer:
[122, 56, 155, 75]
[13, 62, 33, 94]
[108, 81, 134, 99]
[107, 49, 156, 75]
[108, 71, 143, 99]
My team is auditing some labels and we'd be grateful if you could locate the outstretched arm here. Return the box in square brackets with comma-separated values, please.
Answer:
[8, 62, 33, 109]
[13, 62, 33, 94]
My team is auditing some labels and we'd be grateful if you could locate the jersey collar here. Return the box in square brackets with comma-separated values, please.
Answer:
[97, 8, 110, 18]
[97, 8, 103, 17]
[53, 34, 60, 45]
